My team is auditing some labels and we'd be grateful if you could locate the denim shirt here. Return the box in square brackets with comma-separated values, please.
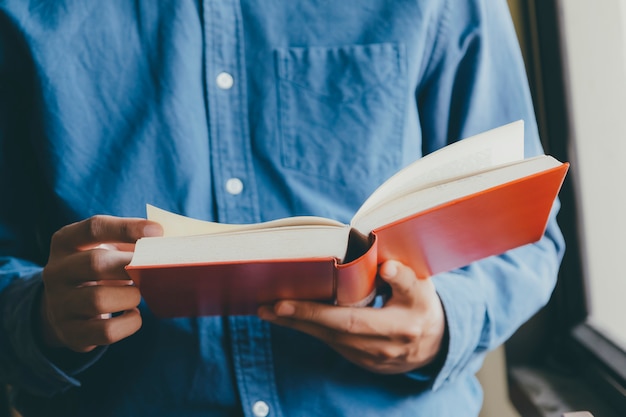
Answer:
[0, 1, 565, 416]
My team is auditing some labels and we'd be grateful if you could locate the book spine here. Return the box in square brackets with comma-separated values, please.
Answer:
[334, 237, 378, 306]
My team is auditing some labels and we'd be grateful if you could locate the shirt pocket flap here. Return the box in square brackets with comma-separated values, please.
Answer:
[275, 43, 402, 101]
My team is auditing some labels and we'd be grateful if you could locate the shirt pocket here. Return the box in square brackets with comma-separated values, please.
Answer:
[275, 43, 406, 183]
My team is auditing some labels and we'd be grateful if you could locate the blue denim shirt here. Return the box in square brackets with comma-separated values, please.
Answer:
[0, 1, 565, 416]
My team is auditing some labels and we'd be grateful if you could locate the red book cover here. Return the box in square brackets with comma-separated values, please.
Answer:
[371, 163, 569, 278]
[127, 240, 378, 317]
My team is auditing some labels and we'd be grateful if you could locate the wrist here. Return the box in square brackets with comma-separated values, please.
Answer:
[36, 289, 64, 349]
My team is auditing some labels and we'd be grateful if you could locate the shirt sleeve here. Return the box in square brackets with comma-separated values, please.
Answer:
[409, 0, 565, 389]
[0, 269, 107, 397]
[0, 12, 105, 397]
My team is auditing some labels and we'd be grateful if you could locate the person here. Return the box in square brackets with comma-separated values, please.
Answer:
[0, 1, 565, 416]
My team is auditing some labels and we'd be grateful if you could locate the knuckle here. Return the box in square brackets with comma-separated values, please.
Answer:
[398, 323, 423, 344]
[100, 311, 141, 345]
[86, 287, 108, 314]
[49, 223, 77, 252]
[69, 343, 92, 354]
[41, 265, 57, 286]
[87, 250, 108, 273]
[305, 308, 320, 322]
[118, 221, 132, 239]
[65, 340, 81, 352]
[86, 215, 107, 240]
[64, 332, 88, 353]
[398, 279, 417, 297]
[129, 312, 143, 332]
[49, 228, 65, 249]
[100, 320, 118, 345]
[374, 346, 401, 362]
[343, 311, 361, 333]
[128, 287, 142, 306]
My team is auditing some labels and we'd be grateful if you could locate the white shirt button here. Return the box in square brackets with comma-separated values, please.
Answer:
[225, 178, 244, 195]
[216, 72, 234, 89]
[252, 401, 270, 417]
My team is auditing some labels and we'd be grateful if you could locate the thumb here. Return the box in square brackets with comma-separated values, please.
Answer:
[378, 260, 435, 306]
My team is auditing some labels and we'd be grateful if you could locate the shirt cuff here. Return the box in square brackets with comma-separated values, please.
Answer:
[402, 270, 489, 389]
[404, 317, 450, 383]
[426, 270, 488, 391]
[1, 272, 106, 397]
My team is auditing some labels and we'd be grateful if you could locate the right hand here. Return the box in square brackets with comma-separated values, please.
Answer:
[40, 215, 163, 353]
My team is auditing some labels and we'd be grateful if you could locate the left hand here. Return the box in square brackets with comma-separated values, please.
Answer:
[258, 260, 447, 374]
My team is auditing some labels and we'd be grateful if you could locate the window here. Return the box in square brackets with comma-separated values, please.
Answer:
[505, 1, 626, 416]
[560, 0, 626, 351]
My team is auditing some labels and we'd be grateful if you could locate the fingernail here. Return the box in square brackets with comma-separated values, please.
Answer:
[380, 261, 398, 279]
[143, 224, 163, 237]
[276, 302, 295, 317]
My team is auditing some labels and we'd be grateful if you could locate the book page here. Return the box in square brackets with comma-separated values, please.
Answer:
[352, 155, 562, 234]
[146, 204, 346, 237]
[352, 120, 525, 225]
[129, 224, 351, 265]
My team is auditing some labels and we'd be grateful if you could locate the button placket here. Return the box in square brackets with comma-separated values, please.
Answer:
[203, 0, 260, 225]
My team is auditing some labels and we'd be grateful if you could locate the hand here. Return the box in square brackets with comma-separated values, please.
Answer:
[258, 260, 447, 374]
[40, 215, 163, 353]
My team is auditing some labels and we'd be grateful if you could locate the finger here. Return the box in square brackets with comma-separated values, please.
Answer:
[50, 215, 162, 255]
[330, 344, 385, 373]
[259, 301, 393, 337]
[259, 313, 417, 371]
[95, 242, 136, 252]
[268, 314, 437, 374]
[68, 285, 141, 318]
[261, 304, 444, 374]
[378, 260, 416, 302]
[260, 313, 380, 347]
[62, 308, 142, 353]
[331, 344, 419, 374]
[260, 301, 431, 343]
[258, 313, 340, 345]
[44, 249, 134, 286]
[378, 260, 435, 306]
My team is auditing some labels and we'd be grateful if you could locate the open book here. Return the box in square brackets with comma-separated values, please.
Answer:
[126, 120, 569, 317]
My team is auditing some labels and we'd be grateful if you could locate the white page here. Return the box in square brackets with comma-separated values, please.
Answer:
[352, 155, 561, 235]
[147, 204, 345, 237]
[352, 120, 525, 225]
[129, 225, 351, 265]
